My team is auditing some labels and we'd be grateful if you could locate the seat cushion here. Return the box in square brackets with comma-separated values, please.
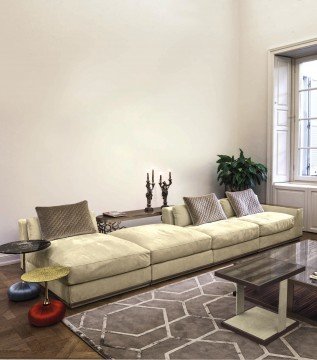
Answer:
[27, 233, 150, 285]
[238, 212, 295, 236]
[191, 218, 259, 249]
[111, 224, 212, 264]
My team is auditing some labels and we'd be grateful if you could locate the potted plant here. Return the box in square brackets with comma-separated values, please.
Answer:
[216, 149, 267, 192]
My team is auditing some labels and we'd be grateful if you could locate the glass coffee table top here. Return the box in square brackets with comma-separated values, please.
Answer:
[215, 257, 305, 288]
[238, 239, 317, 288]
[0, 240, 51, 254]
[266, 239, 317, 287]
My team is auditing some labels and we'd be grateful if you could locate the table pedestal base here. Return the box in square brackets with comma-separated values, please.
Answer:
[28, 299, 66, 327]
[8, 281, 41, 302]
[222, 306, 298, 345]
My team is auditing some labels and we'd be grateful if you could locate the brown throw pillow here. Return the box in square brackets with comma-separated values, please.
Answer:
[36, 200, 97, 241]
[226, 189, 264, 217]
[183, 194, 227, 226]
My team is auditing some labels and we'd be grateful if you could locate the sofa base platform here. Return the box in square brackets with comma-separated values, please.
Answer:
[151, 236, 300, 285]
[151, 250, 214, 281]
[26, 236, 300, 308]
[26, 263, 152, 308]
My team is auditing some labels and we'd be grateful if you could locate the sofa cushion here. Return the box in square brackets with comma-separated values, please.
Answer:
[26, 212, 99, 240]
[35, 201, 97, 241]
[26, 233, 150, 285]
[226, 189, 264, 217]
[183, 194, 227, 225]
[172, 205, 192, 227]
[191, 218, 259, 249]
[219, 198, 236, 218]
[238, 212, 295, 236]
[35, 200, 96, 240]
[111, 224, 212, 264]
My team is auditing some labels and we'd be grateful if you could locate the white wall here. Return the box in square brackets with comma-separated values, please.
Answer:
[0, 0, 240, 244]
[238, 0, 317, 200]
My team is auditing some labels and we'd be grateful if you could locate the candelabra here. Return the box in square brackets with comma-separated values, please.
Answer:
[159, 172, 172, 208]
[145, 170, 155, 213]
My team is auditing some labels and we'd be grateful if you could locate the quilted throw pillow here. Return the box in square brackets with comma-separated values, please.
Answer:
[226, 189, 264, 217]
[36, 200, 97, 241]
[183, 194, 227, 226]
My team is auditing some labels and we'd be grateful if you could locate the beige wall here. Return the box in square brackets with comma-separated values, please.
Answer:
[238, 0, 317, 200]
[0, 0, 240, 244]
[3, 0, 316, 246]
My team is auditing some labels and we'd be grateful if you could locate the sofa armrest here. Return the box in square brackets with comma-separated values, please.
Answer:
[162, 207, 175, 225]
[261, 204, 303, 235]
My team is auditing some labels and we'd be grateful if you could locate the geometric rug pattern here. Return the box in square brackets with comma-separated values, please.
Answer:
[63, 270, 317, 359]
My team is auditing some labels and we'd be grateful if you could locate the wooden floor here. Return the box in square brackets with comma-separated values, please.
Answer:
[0, 232, 316, 359]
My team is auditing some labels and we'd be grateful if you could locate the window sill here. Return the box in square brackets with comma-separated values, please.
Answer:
[274, 181, 317, 189]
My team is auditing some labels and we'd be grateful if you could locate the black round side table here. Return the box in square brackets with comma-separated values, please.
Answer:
[0, 240, 51, 301]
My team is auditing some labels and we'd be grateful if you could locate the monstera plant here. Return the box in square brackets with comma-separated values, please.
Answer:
[216, 149, 267, 191]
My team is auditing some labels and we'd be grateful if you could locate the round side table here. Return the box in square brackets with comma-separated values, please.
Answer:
[22, 266, 70, 327]
[0, 240, 51, 301]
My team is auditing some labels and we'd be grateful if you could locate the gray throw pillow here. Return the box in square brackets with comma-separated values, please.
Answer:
[226, 189, 264, 217]
[36, 200, 97, 241]
[183, 194, 227, 226]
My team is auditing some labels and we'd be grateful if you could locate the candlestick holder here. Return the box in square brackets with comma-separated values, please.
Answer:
[159, 174, 172, 208]
[145, 179, 155, 213]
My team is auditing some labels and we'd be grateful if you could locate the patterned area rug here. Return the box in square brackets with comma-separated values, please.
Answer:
[63, 270, 317, 359]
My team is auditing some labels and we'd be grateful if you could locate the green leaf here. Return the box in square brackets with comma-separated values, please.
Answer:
[216, 149, 267, 191]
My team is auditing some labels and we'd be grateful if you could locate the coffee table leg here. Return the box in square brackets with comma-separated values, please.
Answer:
[236, 284, 245, 315]
[287, 281, 294, 312]
[278, 279, 288, 332]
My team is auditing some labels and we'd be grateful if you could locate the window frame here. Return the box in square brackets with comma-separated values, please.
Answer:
[294, 54, 317, 182]
[266, 38, 317, 204]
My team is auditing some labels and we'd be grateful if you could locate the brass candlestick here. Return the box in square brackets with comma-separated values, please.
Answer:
[145, 170, 155, 213]
[159, 172, 172, 208]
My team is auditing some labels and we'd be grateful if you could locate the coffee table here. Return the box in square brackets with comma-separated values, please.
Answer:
[215, 257, 305, 345]
[242, 239, 317, 323]
[0, 240, 51, 301]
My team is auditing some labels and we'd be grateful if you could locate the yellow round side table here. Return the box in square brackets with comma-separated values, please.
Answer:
[22, 266, 70, 327]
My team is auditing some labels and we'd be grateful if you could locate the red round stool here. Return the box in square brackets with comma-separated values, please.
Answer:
[28, 299, 66, 327]
[21, 266, 70, 327]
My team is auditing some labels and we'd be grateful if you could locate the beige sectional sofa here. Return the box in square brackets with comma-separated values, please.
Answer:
[162, 199, 303, 263]
[18, 199, 303, 308]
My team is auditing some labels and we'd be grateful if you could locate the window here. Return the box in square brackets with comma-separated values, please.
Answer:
[295, 57, 317, 180]
[268, 41, 317, 204]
